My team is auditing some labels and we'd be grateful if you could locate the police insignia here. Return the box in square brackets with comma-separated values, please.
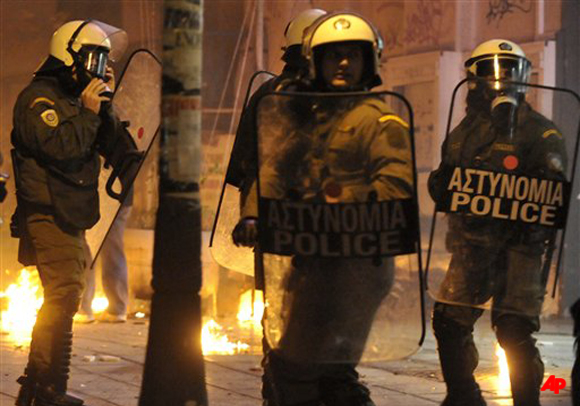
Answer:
[499, 42, 513, 51]
[40, 109, 59, 127]
[334, 18, 351, 30]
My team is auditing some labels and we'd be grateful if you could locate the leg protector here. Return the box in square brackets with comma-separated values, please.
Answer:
[19, 296, 84, 406]
[495, 315, 543, 406]
[15, 374, 37, 406]
[432, 303, 482, 397]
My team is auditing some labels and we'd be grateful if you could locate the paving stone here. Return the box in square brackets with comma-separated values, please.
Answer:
[0, 317, 575, 405]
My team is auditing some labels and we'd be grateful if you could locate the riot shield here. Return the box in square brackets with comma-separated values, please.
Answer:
[209, 71, 276, 276]
[426, 77, 580, 318]
[256, 90, 425, 363]
[85, 49, 162, 265]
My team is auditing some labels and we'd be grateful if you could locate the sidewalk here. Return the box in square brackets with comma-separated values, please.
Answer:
[0, 316, 574, 406]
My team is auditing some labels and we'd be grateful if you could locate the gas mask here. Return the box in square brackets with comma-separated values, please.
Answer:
[465, 40, 532, 138]
[478, 57, 529, 133]
[74, 45, 113, 97]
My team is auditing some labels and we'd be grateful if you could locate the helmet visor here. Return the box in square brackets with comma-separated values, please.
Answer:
[473, 55, 530, 89]
[72, 20, 128, 63]
[92, 21, 128, 62]
[78, 46, 109, 78]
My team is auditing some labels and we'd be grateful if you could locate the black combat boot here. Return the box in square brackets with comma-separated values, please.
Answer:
[440, 386, 486, 406]
[320, 364, 376, 406]
[265, 351, 323, 406]
[27, 307, 84, 406]
[34, 386, 84, 406]
[34, 326, 84, 406]
[15, 374, 37, 406]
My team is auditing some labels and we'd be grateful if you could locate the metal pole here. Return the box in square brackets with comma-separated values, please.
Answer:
[256, 0, 264, 71]
[139, 1, 207, 405]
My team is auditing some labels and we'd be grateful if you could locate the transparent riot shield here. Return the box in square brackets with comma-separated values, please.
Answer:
[426, 78, 580, 318]
[85, 49, 162, 265]
[256, 90, 425, 363]
[209, 71, 276, 276]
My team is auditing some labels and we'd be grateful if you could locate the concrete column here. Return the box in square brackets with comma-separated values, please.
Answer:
[139, 1, 208, 405]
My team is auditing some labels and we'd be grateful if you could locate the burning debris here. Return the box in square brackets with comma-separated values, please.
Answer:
[202, 288, 264, 355]
[0, 267, 263, 356]
[0, 268, 43, 347]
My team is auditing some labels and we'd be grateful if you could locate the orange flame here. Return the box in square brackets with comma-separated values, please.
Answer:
[202, 319, 249, 355]
[201, 289, 264, 355]
[91, 295, 109, 313]
[236, 289, 264, 328]
[495, 342, 511, 397]
[1, 268, 115, 346]
[0, 268, 43, 347]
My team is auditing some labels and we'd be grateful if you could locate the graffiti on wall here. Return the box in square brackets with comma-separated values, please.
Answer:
[404, 0, 445, 46]
[376, 2, 404, 51]
[486, 0, 533, 27]
[377, 0, 452, 52]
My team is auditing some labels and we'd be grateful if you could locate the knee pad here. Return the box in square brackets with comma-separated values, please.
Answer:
[60, 292, 81, 317]
[495, 315, 535, 350]
[432, 303, 472, 343]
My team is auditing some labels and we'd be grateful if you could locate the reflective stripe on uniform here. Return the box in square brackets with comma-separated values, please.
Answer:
[30, 97, 56, 109]
[379, 114, 409, 128]
[542, 129, 561, 139]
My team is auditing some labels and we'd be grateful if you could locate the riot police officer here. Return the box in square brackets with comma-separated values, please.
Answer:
[228, 8, 326, 405]
[230, 8, 327, 233]
[236, 12, 414, 406]
[429, 39, 567, 406]
[11, 20, 134, 406]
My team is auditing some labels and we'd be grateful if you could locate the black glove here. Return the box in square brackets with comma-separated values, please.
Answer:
[0, 181, 6, 203]
[10, 208, 20, 238]
[428, 164, 453, 206]
[232, 217, 258, 247]
[0, 172, 8, 203]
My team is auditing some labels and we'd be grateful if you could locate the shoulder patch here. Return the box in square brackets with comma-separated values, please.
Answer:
[542, 129, 562, 139]
[40, 109, 59, 127]
[30, 97, 55, 109]
[379, 114, 409, 129]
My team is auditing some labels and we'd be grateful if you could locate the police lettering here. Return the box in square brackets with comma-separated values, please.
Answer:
[273, 230, 403, 257]
[446, 167, 565, 226]
[261, 198, 416, 258]
[266, 200, 407, 233]
[450, 192, 557, 225]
